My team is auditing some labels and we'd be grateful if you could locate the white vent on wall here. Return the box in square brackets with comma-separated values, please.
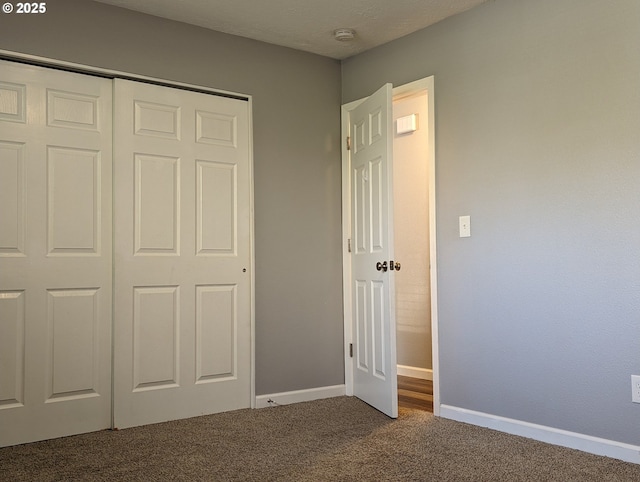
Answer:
[396, 114, 417, 135]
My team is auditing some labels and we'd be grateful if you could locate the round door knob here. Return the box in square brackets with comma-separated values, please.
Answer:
[376, 261, 388, 272]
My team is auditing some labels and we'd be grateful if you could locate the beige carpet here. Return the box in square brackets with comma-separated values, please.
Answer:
[1, 396, 639, 481]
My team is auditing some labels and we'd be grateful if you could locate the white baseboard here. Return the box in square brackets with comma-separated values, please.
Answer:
[255, 385, 346, 409]
[440, 405, 640, 464]
[397, 365, 433, 380]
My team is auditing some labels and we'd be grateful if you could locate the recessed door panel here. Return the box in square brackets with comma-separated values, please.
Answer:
[0, 81, 26, 123]
[133, 286, 179, 390]
[369, 157, 383, 253]
[196, 285, 235, 382]
[371, 280, 386, 379]
[0, 141, 25, 256]
[353, 165, 367, 254]
[0, 291, 25, 408]
[47, 147, 100, 255]
[134, 154, 180, 255]
[354, 118, 366, 154]
[46, 289, 100, 401]
[196, 160, 236, 255]
[134, 101, 180, 139]
[196, 111, 236, 147]
[47, 90, 99, 131]
[355, 280, 368, 371]
[369, 108, 383, 145]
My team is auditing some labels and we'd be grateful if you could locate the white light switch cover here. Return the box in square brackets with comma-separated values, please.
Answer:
[459, 215, 471, 237]
[396, 114, 417, 135]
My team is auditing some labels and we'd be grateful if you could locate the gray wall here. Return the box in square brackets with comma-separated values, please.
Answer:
[343, 0, 640, 445]
[0, 0, 344, 395]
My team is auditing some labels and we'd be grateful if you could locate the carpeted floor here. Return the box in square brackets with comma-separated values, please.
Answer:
[1, 396, 639, 481]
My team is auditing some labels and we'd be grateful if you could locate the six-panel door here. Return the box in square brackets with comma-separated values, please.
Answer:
[113, 79, 252, 429]
[0, 60, 113, 447]
[350, 84, 398, 418]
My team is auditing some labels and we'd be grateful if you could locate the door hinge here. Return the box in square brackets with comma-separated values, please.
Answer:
[346, 136, 351, 151]
[349, 343, 353, 358]
[347, 238, 352, 252]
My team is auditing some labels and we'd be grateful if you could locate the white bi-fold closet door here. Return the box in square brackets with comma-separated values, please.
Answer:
[0, 60, 252, 447]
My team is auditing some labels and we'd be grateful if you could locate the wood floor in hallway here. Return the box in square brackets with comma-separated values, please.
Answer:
[398, 375, 433, 412]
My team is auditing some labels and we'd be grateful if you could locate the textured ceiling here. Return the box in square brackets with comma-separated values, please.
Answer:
[92, 0, 488, 59]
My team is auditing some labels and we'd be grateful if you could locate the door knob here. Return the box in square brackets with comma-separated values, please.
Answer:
[376, 261, 388, 272]
[389, 260, 401, 271]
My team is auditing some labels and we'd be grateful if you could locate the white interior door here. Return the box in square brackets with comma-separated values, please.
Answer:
[0, 60, 113, 446]
[113, 79, 252, 428]
[349, 83, 398, 418]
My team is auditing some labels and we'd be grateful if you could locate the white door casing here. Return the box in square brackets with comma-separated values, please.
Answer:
[0, 60, 113, 446]
[113, 79, 252, 428]
[348, 83, 398, 418]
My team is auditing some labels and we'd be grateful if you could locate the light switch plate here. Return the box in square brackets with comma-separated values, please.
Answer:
[632, 375, 640, 403]
[396, 114, 417, 135]
[459, 215, 471, 237]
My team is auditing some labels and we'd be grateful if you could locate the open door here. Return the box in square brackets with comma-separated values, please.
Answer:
[348, 83, 398, 418]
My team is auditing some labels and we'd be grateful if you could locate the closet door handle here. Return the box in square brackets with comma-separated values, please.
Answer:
[376, 261, 388, 272]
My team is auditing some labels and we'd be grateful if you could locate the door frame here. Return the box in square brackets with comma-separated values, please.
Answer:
[0, 49, 257, 412]
[341, 76, 439, 415]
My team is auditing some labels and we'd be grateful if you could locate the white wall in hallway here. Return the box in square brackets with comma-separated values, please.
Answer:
[393, 91, 431, 372]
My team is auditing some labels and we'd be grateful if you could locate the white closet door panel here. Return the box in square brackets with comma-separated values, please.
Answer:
[0, 60, 112, 447]
[114, 79, 251, 429]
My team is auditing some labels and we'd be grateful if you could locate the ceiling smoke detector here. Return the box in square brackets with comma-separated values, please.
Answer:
[334, 28, 356, 41]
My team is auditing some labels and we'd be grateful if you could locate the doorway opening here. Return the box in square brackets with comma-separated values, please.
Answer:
[393, 88, 433, 412]
[341, 76, 439, 416]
